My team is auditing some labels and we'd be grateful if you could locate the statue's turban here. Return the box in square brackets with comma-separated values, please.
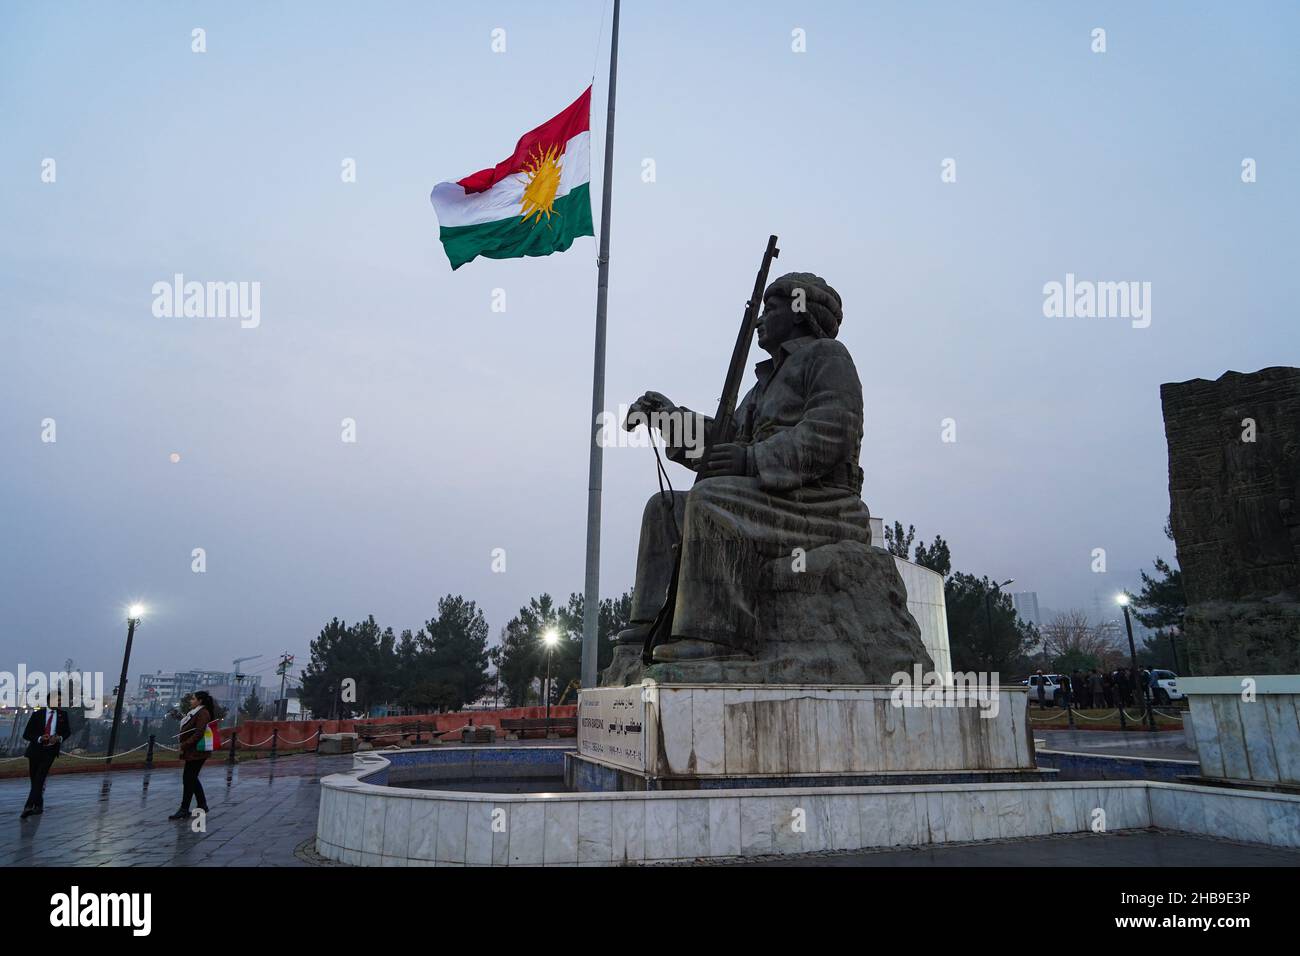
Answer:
[765, 272, 843, 339]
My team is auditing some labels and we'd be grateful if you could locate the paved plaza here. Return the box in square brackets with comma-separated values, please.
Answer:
[1, 754, 354, 867]
[1037, 730, 1198, 762]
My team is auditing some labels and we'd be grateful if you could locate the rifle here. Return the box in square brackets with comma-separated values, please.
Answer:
[641, 234, 780, 664]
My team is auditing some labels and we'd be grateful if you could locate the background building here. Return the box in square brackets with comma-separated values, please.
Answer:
[134, 669, 263, 719]
[1011, 592, 1041, 628]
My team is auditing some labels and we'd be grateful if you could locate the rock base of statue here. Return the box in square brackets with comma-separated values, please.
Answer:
[1161, 366, 1300, 673]
[601, 542, 933, 687]
[570, 681, 1041, 792]
[1183, 600, 1300, 676]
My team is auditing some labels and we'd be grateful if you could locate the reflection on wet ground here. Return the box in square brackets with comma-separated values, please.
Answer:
[1, 753, 355, 867]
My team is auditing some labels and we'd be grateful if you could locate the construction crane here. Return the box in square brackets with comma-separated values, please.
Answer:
[231, 655, 263, 727]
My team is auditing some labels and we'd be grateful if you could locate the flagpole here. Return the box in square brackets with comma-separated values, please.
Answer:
[581, 0, 619, 689]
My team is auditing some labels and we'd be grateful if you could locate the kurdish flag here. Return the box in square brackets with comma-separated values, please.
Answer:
[430, 86, 595, 270]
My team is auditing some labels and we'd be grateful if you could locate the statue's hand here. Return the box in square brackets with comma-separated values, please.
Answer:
[697, 442, 751, 480]
[625, 390, 676, 430]
[636, 390, 675, 414]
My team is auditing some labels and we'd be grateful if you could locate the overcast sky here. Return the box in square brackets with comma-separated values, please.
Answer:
[2, 1, 1296, 685]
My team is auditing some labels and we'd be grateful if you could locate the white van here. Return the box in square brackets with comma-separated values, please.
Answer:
[1022, 673, 1065, 707]
[1150, 669, 1184, 704]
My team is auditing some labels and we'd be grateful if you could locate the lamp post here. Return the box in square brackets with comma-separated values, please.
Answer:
[276, 652, 294, 721]
[233, 674, 244, 734]
[984, 579, 1015, 665]
[1118, 594, 1157, 731]
[106, 604, 145, 765]
[542, 629, 560, 737]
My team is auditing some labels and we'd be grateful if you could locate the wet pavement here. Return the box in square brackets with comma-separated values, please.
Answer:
[1, 754, 354, 867]
[1037, 730, 1197, 761]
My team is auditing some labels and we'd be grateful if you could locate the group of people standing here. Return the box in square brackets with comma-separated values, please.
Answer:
[19, 690, 217, 821]
[1065, 667, 1154, 710]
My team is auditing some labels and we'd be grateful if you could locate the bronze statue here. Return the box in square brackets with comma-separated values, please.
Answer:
[603, 267, 930, 686]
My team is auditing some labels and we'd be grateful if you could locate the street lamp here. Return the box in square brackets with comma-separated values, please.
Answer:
[542, 628, 560, 737]
[984, 579, 1015, 665]
[233, 674, 244, 732]
[106, 603, 145, 764]
[1117, 594, 1157, 731]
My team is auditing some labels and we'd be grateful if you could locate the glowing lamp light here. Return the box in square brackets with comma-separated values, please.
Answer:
[128, 603, 145, 621]
[1116, 594, 1130, 607]
[542, 629, 560, 647]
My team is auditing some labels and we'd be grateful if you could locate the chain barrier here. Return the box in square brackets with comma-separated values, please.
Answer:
[2, 742, 149, 762]
[1029, 708, 1139, 723]
[58, 742, 153, 760]
[986, 705, 1182, 726]
[1071, 709, 1121, 721]
[270, 731, 321, 747]
[2, 729, 327, 765]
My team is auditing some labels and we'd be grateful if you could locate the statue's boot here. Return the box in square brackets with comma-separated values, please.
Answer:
[613, 622, 652, 645]
[651, 638, 743, 663]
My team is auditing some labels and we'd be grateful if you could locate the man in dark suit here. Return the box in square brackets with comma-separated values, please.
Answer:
[21, 693, 71, 819]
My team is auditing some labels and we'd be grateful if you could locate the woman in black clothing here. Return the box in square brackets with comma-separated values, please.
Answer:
[170, 691, 215, 820]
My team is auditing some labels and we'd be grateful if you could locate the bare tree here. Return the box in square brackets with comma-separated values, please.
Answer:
[1041, 610, 1127, 670]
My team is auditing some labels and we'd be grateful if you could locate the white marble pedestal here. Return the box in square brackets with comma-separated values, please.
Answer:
[574, 681, 1037, 789]
[1181, 676, 1300, 788]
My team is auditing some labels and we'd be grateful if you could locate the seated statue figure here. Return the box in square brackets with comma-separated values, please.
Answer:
[603, 272, 931, 686]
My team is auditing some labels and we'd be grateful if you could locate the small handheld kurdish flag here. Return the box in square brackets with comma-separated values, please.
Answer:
[430, 86, 595, 270]
[197, 721, 221, 752]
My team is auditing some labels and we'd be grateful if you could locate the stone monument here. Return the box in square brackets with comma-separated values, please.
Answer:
[1161, 366, 1300, 675]
[572, 267, 1035, 795]
[601, 271, 931, 687]
[1162, 366, 1300, 790]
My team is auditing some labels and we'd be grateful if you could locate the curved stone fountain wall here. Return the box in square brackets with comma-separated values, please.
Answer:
[315, 747, 1300, 866]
